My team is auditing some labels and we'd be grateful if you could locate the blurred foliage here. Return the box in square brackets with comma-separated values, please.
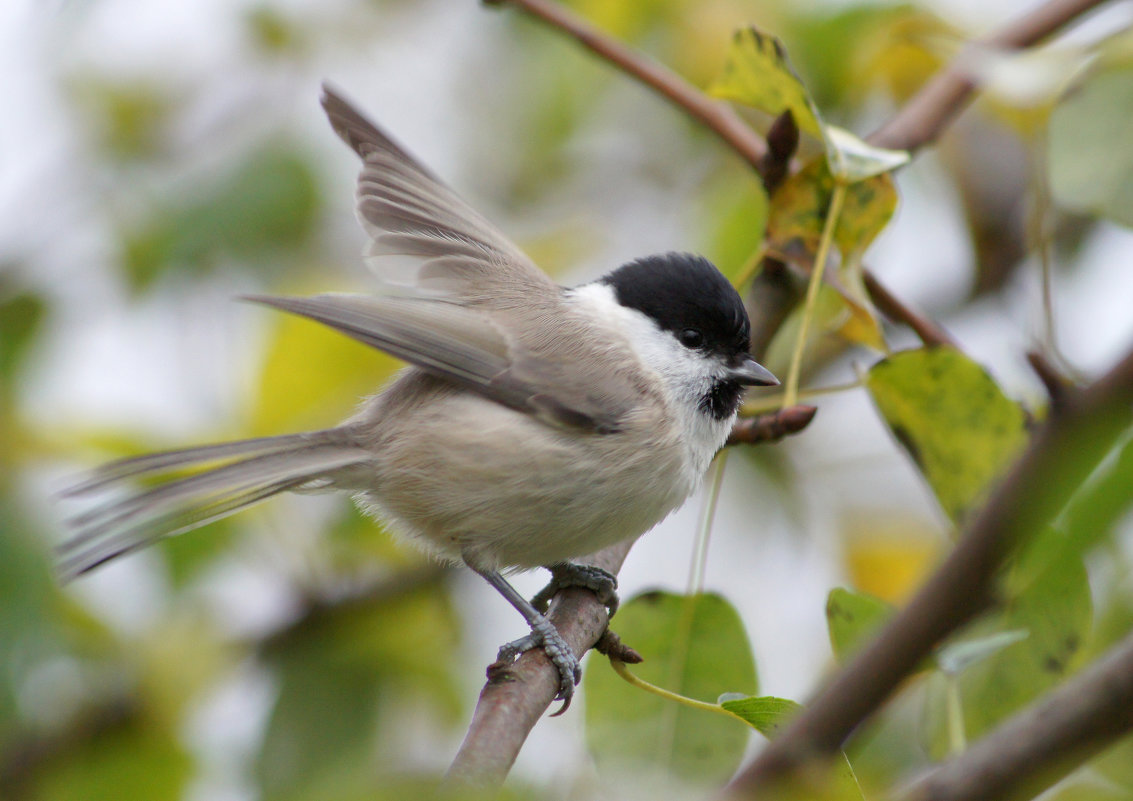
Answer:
[122, 146, 321, 291]
[583, 591, 756, 787]
[3, 0, 1133, 799]
[826, 587, 894, 665]
[1050, 57, 1133, 227]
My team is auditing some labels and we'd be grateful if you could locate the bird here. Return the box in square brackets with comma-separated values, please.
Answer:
[58, 84, 778, 710]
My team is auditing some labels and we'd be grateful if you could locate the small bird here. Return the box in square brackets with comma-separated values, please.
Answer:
[59, 85, 777, 709]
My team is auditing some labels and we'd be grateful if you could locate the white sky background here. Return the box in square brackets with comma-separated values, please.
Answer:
[4, 0, 1133, 796]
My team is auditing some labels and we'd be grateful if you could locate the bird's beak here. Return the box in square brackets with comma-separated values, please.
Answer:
[728, 355, 779, 387]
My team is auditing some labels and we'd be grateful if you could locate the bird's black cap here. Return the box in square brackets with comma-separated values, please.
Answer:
[601, 252, 752, 360]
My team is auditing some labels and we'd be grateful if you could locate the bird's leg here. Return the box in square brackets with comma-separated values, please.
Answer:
[530, 562, 619, 617]
[471, 566, 581, 712]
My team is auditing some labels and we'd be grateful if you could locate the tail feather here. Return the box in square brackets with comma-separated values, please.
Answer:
[58, 429, 375, 580]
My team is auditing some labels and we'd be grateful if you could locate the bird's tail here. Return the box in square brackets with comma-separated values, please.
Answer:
[57, 428, 375, 580]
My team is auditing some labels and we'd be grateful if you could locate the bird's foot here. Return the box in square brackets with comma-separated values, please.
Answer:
[530, 563, 619, 616]
[489, 614, 580, 714]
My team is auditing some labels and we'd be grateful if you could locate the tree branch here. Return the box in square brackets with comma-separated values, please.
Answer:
[446, 539, 635, 785]
[897, 631, 1133, 801]
[485, 0, 767, 175]
[726, 340, 1133, 795]
[469, 0, 1118, 790]
[868, 0, 1112, 152]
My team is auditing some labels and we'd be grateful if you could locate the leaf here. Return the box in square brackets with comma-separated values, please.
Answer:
[700, 173, 769, 285]
[824, 125, 910, 182]
[257, 576, 461, 800]
[123, 146, 320, 290]
[250, 301, 402, 435]
[710, 26, 908, 181]
[721, 695, 864, 799]
[25, 713, 193, 801]
[710, 26, 825, 139]
[766, 157, 896, 350]
[720, 695, 802, 737]
[866, 347, 1029, 525]
[826, 588, 894, 664]
[924, 554, 1092, 756]
[1011, 427, 1133, 592]
[583, 591, 757, 786]
[767, 158, 897, 268]
[0, 289, 47, 389]
[1050, 60, 1133, 227]
[934, 629, 1030, 675]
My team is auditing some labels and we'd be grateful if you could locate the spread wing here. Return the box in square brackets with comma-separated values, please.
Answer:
[245, 293, 639, 433]
[321, 84, 556, 301]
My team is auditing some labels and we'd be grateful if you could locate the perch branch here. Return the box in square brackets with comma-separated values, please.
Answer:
[464, 0, 1117, 789]
[897, 630, 1133, 801]
[726, 339, 1133, 795]
[446, 539, 635, 785]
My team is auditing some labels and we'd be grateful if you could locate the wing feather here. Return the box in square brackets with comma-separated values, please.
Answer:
[321, 85, 553, 298]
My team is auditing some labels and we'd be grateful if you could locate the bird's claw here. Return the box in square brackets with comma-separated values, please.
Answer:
[531, 563, 619, 617]
[492, 615, 580, 714]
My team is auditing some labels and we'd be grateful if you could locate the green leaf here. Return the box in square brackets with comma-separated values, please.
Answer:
[0, 289, 47, 390]
[710, 26, 908, 181]
[123, 146, 320, 290]
[768, 158, 898, 265]
[826, 587, 895, 664]
[710, 26, 825, 139]
[23, 713, 193, 801]
[934, 629, 1029, 675]
[583, 591, 757, 786]
[1012, 428, 1133, 592]
[720, 695, 802, 737]
[699, 173, 769, 285]
[924, 554, 1092, 755]
[866, 347, 1029, 525]
[1050, 60, 1133, 227]
[721, 695, 864, 799]
[257, 575, 461, 800]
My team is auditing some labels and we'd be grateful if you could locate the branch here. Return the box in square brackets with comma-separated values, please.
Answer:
[863, 270, 957, 348]
[486, 0, 1101, 353]
[897, 631, 1133, 801]
[725, 340, 1133, 795]
[472, 0, 1116, 790]
[446, 539, 635, 786]
[485, 0, 767, 175]
[727, 405, 817, 446]
[868, 0, 1112, 152]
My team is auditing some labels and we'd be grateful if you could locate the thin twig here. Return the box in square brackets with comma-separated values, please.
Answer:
[726, 340, 1133, 795]
[486, 0, 767, 175]
[897, 631, 1133, 801]
[727, 406, 817, 446]
[863, 271, 957, 348]
[868, 0, 1111, 151]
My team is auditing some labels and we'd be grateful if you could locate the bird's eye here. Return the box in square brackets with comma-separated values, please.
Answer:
[678, 328, 705, 348]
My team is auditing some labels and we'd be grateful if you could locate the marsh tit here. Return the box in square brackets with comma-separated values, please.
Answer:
[59, 86, 778, 708]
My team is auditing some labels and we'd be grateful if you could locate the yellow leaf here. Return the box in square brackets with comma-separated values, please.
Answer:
[250, 291, 402, 436]
[843, 517, 941, 603]
[710, 26, 825, 139]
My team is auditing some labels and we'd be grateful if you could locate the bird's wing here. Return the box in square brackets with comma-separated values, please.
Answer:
[321, 84, 557, 301]
[245, 293, 642, 434]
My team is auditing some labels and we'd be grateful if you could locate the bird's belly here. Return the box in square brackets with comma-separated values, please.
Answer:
[355, 392, 696, 571]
